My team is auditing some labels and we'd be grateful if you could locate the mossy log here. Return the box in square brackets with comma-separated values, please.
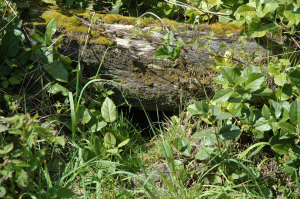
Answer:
[23, 6, 269, 112]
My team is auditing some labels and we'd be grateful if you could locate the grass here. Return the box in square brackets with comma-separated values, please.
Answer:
[2, 4, 300, 199]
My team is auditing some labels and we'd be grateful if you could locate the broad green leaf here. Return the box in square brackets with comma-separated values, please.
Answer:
[106, 148, 119, 154]
[192, 129, 215, 138]
[30, 34, 44, 44]
[0, 143, 13, 154]
[284, 9, 300, 25]
[195, 101, 209, 114]
[241, 66, 261, 77]
[234, 4, 256, 19]
[250, 24, 269, 37]
[46, 18, 57, 41]
[82, 108, 92, 124]
[213, 75, 229, 84]
[196, 147, 214, 160]
[53, 136, 65, 147]
[274, 73, 286, 86]
[290, 145, 300, 158]
[268, 64, 280, 76]
[255, 117, 271, 131]
[270, 100, 282, 119]
[213, 88, 234, 103]
[231, 171, 247, 180]
[0, 124, 8, 133]
[289, 97, 300, 125]
[288, 68, 300, 89]
[271, 144, 289, 155]
[181, 139, 192, 156]
[15, 168, 29, 188]
[1, 31, 19, 57]
[43, 61, 68, 82]
[220, 67, 240, 85]
[104, 132, 116, 148]
[0, 187, 6, 198]
[117, 139, 130, 148]
[187, 103, 200, 115]
[260, 3, 279, 18]
[244, 73, 264, 92]
[47, 83, 69, 96]
[210, 175, 222, 185]
[101, 97, 117, 123]
[215, 112, 232, 121]
[251, 23, 279, 38]
[277, 84, 292, 101]
[262, 105, 270, 120]
[90, 121, 107, 133]
[262, 188, 273, 199]
[219, 124, 241, 140]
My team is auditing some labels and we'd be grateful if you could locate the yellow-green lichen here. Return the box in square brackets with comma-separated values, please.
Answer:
[145, 80, 154, 87]
[209, 22, 241, 34]
[104, 14, 122, 24]
[96, 37, 113, 45]
[37, 10, 100, 38]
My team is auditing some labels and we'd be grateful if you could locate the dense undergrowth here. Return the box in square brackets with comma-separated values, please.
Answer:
[1, 0, 300, 198]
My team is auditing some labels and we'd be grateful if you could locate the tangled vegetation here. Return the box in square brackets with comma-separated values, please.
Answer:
[1, 0, 300, 198]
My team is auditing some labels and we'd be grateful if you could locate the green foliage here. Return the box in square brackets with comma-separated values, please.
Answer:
[0, 113, 70, 198]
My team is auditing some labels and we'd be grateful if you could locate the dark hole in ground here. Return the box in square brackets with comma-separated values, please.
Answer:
[119, 106, 177, 139]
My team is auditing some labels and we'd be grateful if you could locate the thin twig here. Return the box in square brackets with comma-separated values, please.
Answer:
[81, 12, 95, 58]
[139, 12, 170, 33]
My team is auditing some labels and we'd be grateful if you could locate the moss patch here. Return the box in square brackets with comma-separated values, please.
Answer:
[89, 37, 113, 45]
[209, 22, 241, 34]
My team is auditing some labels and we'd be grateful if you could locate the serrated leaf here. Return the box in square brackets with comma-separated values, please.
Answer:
[15, 168, 28, 188]
[270, 100, 282, 119]
[289, 97, 300, 125]
[104, 132, 116, 148]
[0, 143, 13, 154]
[244, 73, 264, 91]
[215, 112, 232, 121]
[43, 61, 68, 82]
[101, 97, 117, 123]
[220, 67, 240, 85]
[255, 117, 271, 131]
[241, 66, 262, 77]
[213, 75, 229, 84]
[220, 124, 241, 140]
[213, 88, 234, 103]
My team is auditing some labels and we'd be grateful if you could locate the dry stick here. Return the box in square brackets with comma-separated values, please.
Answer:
[81, 12, 96, 58]
[164, 0, 230, 16]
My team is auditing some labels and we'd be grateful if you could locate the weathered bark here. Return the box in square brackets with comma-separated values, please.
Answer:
[23, 7, 269, 112]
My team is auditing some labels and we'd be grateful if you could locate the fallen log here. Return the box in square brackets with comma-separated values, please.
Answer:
[23, 6, 269, 112]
